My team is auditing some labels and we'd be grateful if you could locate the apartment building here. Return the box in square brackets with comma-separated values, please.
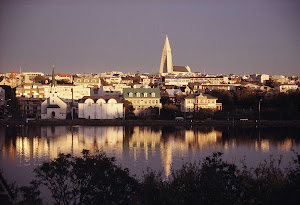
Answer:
[123, 88, 162, 116]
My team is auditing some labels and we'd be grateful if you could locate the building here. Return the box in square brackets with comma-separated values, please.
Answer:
[123, 88, 162, 116]
[73, 76, 101, 87]
[22, 72, 45, 83]
[159, 35, 173, 74]
[190, 76, 229, 84]
[250, 74, 269, 84]
[159, 35, 191, 76]
[181, 93, 222, 112]
[78, 96, 124, 119]
[164, 77, 190, 86]
[48, 73, 73, 83]
[92, 84, 131, 96]
[16, 83, 46, 98]
[275, 84, 298, 92]
[16, 83, 90, 100]
[41, 68, 67, 119]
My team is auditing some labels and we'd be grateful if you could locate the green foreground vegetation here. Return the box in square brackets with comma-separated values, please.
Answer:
[5, 150, 300, 205]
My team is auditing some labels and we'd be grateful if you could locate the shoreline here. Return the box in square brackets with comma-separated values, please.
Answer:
[1, 119, 300, 127]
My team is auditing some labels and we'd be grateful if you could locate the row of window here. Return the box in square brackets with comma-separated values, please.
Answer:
[128, 92, 156, 97]
[186, 100, 216, 104]
[130, 99, 159, 104]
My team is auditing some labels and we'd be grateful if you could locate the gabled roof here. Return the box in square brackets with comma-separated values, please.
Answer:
[184, 94, 217, 100]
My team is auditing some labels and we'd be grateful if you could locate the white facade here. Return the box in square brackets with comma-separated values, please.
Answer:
[43, 85, 90, 100]
[250, 74, 269, 84]
[41, 87, 67, 119]
[159, 35, 173, 74]
[165, 77, 190, 86]
[78, 97, 124, 119]
[275, 84, 298, 92]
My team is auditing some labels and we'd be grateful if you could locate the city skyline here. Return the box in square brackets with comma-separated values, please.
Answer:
[1, 0, 299, 76]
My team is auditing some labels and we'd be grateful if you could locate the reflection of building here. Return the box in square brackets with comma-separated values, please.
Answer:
[123, 88, 162, 116]
[185, 129, 222, 149]
[181, 93, 222, 112]
[78, 96, 124, 119]
[129, 127, 162, 161]
[0, 87, 5, 117]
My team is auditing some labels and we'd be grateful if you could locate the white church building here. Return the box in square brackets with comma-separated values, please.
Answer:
[78, 96, 124, 119]
[159, 35, 191, 76]
[41, 67, 67, 119]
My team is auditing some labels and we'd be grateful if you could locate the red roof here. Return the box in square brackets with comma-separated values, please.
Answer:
[55, 73, 72, 77]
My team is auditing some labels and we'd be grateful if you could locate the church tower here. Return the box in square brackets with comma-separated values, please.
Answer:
[159, 35, 173, 74]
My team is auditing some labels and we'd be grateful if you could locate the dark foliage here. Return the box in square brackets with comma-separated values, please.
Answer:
[209, 89, 300, 120]
[15, 151, 300, 205]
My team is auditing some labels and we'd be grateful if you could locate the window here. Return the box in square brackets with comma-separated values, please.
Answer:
[136, 92, 140, 97]
[152, 100, 155, 104]
[151, 92, 155, 97]
[145, 100, 147, 104]
[144, 93, 147, 97]
[84, 79, 89, 82]
[129, 92, 133, 97]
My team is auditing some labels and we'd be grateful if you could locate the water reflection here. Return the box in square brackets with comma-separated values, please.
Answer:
[0, 126, 299, 184]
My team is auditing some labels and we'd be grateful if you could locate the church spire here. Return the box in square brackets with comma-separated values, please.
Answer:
[163, 35, 171, 52]
[51, 65, 56, 87]
[159, 35, 173, 74]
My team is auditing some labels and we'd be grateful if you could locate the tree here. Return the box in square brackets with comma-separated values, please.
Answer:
[25, 150, 140, 205]
[124, 100, 135, 119]
[33, 75, 46, 84]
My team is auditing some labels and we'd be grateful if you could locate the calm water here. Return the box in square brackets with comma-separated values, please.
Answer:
[1, 125, 300, 190]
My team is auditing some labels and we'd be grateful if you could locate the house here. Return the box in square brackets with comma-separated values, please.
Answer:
[250, 74, 269, 84]
[73, 76, 101, 87]
[275, 84, 298, 92]
[181, 93, 222, 112]
[78, 96, 124, 119]
[41, 68, 67, 119]
[164, 77, 190, 86]
[123, 88, 162, 116]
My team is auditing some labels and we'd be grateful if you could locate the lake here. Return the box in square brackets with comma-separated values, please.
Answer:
[0, 125, 299, 195]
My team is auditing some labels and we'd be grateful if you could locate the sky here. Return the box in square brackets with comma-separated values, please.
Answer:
[0, 0, 299, 76]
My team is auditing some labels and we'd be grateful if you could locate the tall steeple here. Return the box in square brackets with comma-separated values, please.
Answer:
[51, 65, 56, 87]
[159, 35, 173, 74]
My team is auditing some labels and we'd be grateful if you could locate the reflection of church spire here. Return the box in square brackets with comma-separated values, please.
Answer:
[51, 65, 56, 87]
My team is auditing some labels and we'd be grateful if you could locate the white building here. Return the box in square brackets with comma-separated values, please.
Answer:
[22, 72, 45, 83]
[41, 68, 67, 119]
[181, 93, 222, 112]
[159, 35, 191, 76]
[78, 96, 124, 119]
[250, 74, 269, 84]
[275, 84, 298, 92]
[164, 77, 190, 86]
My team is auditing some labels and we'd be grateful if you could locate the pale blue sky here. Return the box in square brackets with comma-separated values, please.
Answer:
[1, 0, 299, 75]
